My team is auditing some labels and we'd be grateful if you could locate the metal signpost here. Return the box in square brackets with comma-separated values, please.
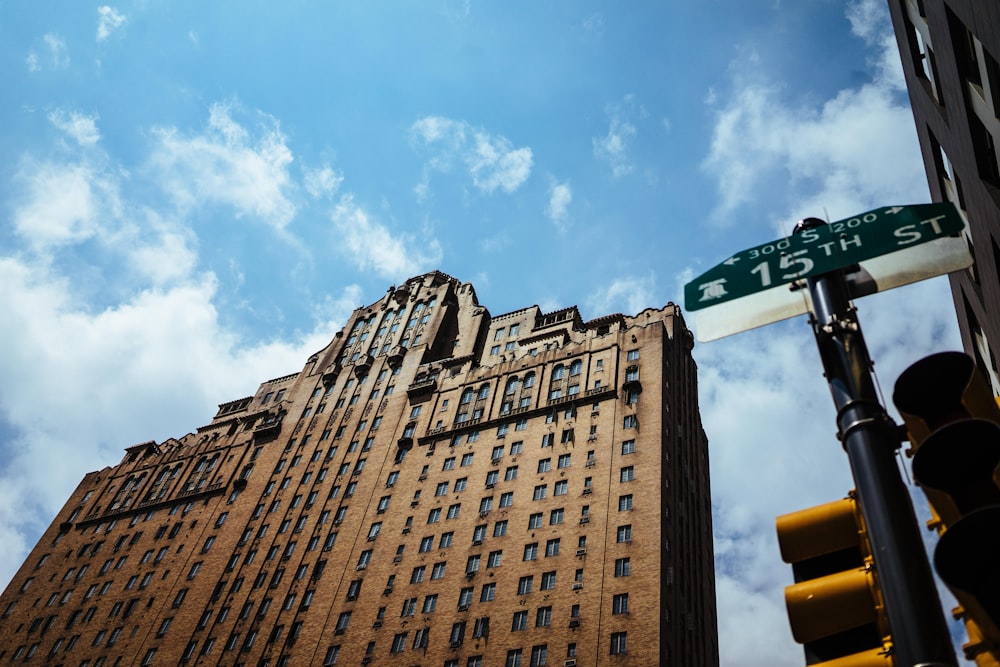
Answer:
[685, 203, 973, 667]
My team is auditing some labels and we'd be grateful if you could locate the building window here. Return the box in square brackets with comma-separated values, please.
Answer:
[533, 485, 547, 500]
[506, 649, 523, 667]
[540, 571, 556, 590]
[623, 415, 637, 429]
[505, 466, 518, 481]
[537, 458, 551, 473]
[610, 631, 628, 655]
[617, 525, 632, 543]
[487, 550, 503, 568]
[422, 594, 438, 613]
[500, 492, 514, 508]
[621, 439, 635, 455]
[524, 543, 538, 561]
[401, 598, 417, 617]
[613, 592, 629, 614]
[391, 632, 408, 653]
[467, 555, 481, 573]
[619, 495, 633, 511]
[620, 466, 634, 482]
[480, 582, 496, 602]
[512, 610, 528, 631]
[553, 480, 567, 496]
[432, 562, 447, 580]
[550, 508, 564, 525]
[545, 538, 560, 556]
[459, 587, 474, 608]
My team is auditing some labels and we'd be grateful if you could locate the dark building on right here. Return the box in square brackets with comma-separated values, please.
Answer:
[888, 0, 1000, 394]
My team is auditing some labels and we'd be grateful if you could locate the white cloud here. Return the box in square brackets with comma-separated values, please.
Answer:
[127, 227, 198, 286]
[26, 34, 69, 71]
[150, 102, 297, 230]
[48, 109, 101, 146]
[546, 180, 572, 228]
[593, 95, 639, 177]
[13, 161, 108, 249]
[97, 6, 126, 42]
[410, 116, 533, 197]
[586, 273, 656, 316]
[702, 5, 921, 227]
[304, 164, 344, 199]
[329, 195, 443, 280]
[468, 132, 533, 193]
[847, 0, 908, 91]
[0, 253, 358, 587]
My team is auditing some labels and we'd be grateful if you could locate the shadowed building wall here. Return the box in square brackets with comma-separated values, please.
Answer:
[888, 0, 1000, 394]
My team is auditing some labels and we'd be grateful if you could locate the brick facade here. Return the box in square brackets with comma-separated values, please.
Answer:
[0, 271, 718, 667]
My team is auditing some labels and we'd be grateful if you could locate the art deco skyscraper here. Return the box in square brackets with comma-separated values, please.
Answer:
[0, 271, 718, 666]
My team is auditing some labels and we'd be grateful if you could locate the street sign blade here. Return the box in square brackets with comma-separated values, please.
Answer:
[851, 233, 972, 297]
[692, 283, 812, 342]
[684, 203, 965, 313]
[685, 203, 971, 342]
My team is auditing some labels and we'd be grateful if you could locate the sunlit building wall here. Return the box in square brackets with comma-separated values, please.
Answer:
[0, 271, 718, 667]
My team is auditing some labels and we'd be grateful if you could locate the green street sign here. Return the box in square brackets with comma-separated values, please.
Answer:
[684, 203, 972, 342]
[685, 203, 963, 312]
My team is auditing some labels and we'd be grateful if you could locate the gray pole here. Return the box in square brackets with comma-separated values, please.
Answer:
[801, 220, 956, 667]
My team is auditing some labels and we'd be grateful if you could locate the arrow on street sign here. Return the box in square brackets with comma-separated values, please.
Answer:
[684, 203, 972, 342]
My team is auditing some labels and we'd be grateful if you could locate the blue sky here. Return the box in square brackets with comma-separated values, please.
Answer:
[0, 1, 970, 664]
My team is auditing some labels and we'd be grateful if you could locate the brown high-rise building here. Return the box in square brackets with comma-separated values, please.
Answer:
[888, 0, 1000, 393]
[0, 271, 718, 667]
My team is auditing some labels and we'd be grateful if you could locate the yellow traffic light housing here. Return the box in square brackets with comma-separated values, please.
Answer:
[776, 494, 893, 666]
[894, 351, 1000, 666]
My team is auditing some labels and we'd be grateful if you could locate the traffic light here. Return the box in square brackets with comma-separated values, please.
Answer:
[893, 351, 1000, 665]
[776, 493, 893, 666]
